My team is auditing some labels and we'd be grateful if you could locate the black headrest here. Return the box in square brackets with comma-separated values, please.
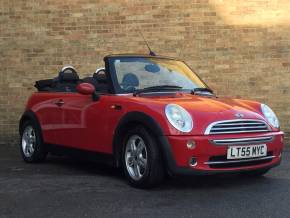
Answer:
[58, 67, 79, 82]
[93, 73, 107, 83]
[121, 73, 139, 87]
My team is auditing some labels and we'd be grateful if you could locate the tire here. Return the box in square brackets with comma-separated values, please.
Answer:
[121, 126, 164, 188]
[240, 168, 270, 177]
[19, 120, 47, 163]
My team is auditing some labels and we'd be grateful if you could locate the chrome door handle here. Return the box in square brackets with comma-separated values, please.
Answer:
[55, 99, 65, 107]
[111, 104, 122, 110]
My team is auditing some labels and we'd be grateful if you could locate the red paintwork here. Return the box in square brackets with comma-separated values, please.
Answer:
[25, 90, 284, 171]
[76, 83, 95, 95]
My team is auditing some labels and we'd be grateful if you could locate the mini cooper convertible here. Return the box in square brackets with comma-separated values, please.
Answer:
[19, 54, 284, 188]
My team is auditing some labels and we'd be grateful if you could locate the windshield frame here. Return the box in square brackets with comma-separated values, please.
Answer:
[105, 55, 210, 94]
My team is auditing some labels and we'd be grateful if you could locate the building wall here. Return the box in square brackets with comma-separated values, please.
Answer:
[0, 0, 289, 146]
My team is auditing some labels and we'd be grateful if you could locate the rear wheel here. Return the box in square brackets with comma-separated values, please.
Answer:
[122, 126, 164, 188]
[20, 120, 47, 163]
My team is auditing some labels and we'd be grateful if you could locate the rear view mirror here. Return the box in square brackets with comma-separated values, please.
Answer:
[144, 64, 160, 73]
[76, 83, 95, 95]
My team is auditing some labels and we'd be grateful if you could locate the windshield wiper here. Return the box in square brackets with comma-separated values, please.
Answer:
[191, 87, 214, 96]
[133, 85, 183, 96]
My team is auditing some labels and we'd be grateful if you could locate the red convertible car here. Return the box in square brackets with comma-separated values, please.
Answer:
[19, 54, 284, 188]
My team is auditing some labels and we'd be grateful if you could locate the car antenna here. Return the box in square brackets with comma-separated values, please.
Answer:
[178, 40, 185, 58]
[139, 30, 156, 56]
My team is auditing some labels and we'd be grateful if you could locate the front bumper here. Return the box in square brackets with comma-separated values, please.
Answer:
[159, 131, 284, 176]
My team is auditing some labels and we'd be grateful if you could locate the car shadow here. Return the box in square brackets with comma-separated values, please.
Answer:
[45, 154, 123, 178]
[161, 174, 269, 190]
[44, 154, 272, 191]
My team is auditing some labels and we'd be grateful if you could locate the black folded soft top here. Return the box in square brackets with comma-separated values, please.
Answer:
[34, 79, 55, 91]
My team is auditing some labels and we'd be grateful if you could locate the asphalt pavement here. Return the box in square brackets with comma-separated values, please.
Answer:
[0, 146, 289, 218]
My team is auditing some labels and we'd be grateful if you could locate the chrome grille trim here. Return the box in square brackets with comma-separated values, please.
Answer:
[210, 123, 265, 126]
[211, 136, 274, 145]
[204, 155, 275, 165]
[211, 126, 267, 130]
[204, 119, 271, 135]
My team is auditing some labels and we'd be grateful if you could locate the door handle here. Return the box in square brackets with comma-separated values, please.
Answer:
[111, 104, 122, 110]
[55, 99, 65, 107]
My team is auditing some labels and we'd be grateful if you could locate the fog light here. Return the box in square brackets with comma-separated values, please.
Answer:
[187, 140, 196, 149]
[189, 157, 197, 167]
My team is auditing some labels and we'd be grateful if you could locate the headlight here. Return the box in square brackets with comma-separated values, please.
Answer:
[165, 104, 193, 132]
[261, 104, 279, 128]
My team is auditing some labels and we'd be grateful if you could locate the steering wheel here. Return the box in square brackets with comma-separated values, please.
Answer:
[122, 85, 137, 92]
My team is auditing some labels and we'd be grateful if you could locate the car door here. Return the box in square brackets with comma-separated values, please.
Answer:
[33, 93, 65, 145]
[57, 92, 113, 153]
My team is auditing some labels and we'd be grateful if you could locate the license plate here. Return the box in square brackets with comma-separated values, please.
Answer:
[227, 144, 267, 159]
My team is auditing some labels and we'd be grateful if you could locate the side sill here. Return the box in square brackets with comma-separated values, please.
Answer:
[47, 144, 115, 167]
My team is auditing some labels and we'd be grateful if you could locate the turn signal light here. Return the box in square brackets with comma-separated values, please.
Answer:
[186, 140, 196, 149]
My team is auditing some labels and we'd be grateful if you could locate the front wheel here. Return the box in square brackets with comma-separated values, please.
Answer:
[122, 126, 164, 188]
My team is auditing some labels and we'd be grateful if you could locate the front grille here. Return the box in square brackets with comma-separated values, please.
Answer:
[206, 152, 274, 169]
[211, 136, 273, 145]
[205, 119, 270, 135]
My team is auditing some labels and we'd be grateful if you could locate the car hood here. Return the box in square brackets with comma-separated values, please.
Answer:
[134, 93, 270, 135]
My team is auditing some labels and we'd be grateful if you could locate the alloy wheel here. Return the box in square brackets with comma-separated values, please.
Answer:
[22, 126, 36, 158]
[125, 135, 148, 181]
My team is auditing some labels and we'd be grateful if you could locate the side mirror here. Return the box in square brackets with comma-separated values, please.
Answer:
[76, 83, 95, 95]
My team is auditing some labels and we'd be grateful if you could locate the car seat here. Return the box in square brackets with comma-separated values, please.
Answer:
[54, 67, 80, 92]
[83, 71, 109, 93]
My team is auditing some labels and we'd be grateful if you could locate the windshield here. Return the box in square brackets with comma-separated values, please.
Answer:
[108, 57, 207, 93]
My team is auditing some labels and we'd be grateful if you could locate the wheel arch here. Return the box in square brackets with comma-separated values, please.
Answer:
[19, 110, 42, 137]
[113, 111, 165, 168]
